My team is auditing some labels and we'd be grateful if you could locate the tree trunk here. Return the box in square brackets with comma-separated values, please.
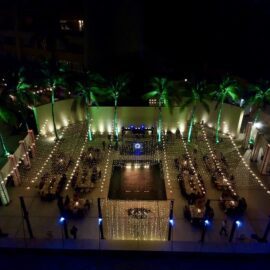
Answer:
[188, 107, 196, 143]
[253, 109, 261, 124]
[32, 107, 39, 133]
[0, 172, 10, 205]
[249, 109, 261, 143]
[114, 99, 118, 141]
[86, 94, 92, 141]
[216, 104, 223, 144]
[0, 133, 9, 157]
[51, 88, 59, 140]
[158, 103, 162, 143]
[20, 110, 29, 131]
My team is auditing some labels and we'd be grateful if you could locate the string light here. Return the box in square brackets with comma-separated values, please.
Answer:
[35, 119, 49, 140]
[101, 199, 170, 240]
[1, 120, 49, 184]
[180, 131, 206, 195]
[200, 123, 237, 196]
[161, 130, 173, 194]
[66, 128, 89, 190]
[30, 122, 69, 185]
[228, 133, 270, 196]
[100, 123, 113, 193]
[32, 87, 53, 95]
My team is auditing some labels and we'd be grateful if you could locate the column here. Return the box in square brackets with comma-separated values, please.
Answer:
[0, 172, 10, 205]
[8, 155, 21, 186]
[28, 129, 36, 158]
[260, 144, 270, 175]
[19, 140, 31, 168]
[250, 132, 262, 162]
[243, 122, 253, 149]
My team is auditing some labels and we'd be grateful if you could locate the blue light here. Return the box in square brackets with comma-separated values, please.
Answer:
[59, 217, 65, 224]
[204, 219, 210, 226]
[141, 124, 145, 129]
[169, 219, 174, 226]
[236, 220, 242, 227]
[134, 143, 141, 149]
[98, 218, 103, 225]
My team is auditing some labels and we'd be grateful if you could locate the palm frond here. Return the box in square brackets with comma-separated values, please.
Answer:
[0, 107, 17, 127]
[200, 100, 210, 113]
[179, 98, 193, 112]
[142, 90, 159, 100]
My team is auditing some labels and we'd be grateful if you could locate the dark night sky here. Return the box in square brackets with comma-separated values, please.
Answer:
[2, 0, 270, 79]
[144, 0, 270, 78]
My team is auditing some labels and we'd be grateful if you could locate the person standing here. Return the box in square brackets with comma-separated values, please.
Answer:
[70, 225, 78, 239]
[220, 219, 228, 236]
[0, 228, 8, 238]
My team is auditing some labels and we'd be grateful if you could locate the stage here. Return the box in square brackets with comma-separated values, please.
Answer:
[108, 162, 167, 200]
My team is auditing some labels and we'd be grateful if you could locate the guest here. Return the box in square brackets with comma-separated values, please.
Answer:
[73, 193, 79, 201]
[219, 219, 228, 236]
[70, 225, 78, 239]
[84, 199, 91, 210]
[61, 174, 67, 182]
[0, 228, 8, 238]
[57, 196, 64, 214]
[64, 195, 70, 207]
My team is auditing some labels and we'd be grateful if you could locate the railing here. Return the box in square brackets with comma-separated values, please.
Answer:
[0, 202, 269, 252]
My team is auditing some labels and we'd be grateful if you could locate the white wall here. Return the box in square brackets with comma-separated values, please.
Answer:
[35, 99, 244, 137]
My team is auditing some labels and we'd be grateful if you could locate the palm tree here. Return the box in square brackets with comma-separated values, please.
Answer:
[75, 72, 105, 141]
[106, 75, 128, 141]
[13, 67, 35, 131]
[0, 95, 17, 157]
[41, 61, 67, 140]
[143, 77, 180, 143]
[0, 76, 19, 157]
[179, 81, 210, 143]
[247, 82, 270, 143]
[211, 77, 239, 143]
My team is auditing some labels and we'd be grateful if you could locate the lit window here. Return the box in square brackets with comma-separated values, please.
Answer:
[149, 99, 157, 106]
[78, 20, 84, 31]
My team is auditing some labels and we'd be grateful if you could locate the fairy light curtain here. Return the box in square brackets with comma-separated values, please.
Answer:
[101, 199, 170, 241]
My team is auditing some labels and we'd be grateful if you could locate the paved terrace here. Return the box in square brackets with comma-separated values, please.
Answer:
[0, 122, 270, 252]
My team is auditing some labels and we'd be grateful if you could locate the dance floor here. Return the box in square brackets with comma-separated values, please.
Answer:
[108, 163, 167, 200]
